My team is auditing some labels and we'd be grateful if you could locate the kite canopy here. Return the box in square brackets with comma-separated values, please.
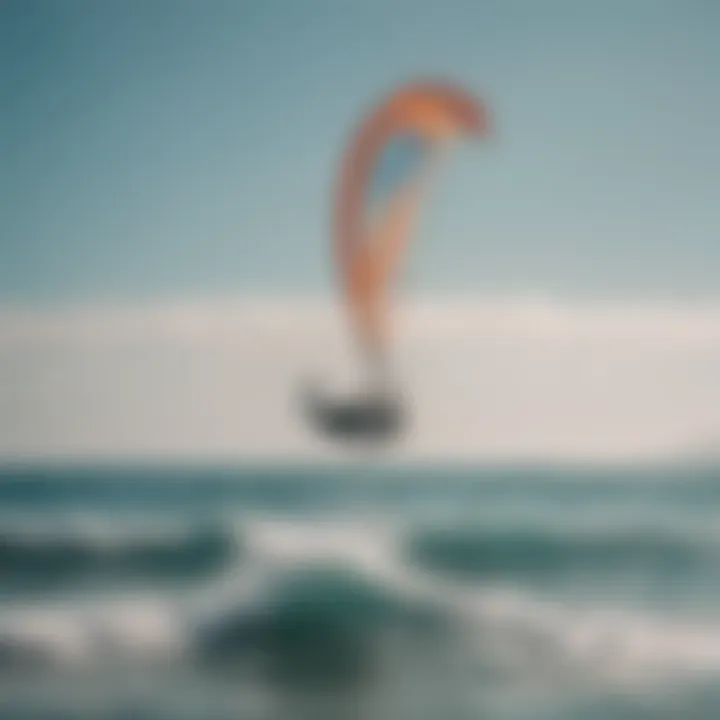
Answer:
[334, 80, 489, 366]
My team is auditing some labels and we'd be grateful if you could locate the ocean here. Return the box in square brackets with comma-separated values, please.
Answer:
[0, 463, 719, 719]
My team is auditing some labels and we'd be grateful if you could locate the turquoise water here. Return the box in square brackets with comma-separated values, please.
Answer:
[0, 463, 719, 719]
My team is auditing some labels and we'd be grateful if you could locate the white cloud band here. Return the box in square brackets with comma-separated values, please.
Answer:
[1, 296, 719, 463]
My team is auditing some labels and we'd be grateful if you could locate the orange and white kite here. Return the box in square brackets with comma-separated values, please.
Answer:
[305, 80, 490, 442]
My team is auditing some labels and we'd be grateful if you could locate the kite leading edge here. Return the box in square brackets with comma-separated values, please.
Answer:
[303, 79, 490, 443]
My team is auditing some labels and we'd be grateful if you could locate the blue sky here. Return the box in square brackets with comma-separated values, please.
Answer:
[1, 0, 719, 306]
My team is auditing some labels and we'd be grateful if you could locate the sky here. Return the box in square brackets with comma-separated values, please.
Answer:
[1, 1, 719, 462]
[2, 0, 719, 303]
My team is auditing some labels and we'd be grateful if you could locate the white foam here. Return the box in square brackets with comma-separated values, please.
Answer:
[245, 516, 400, 578]
[453, 586, 720, 686]
[0, 596, 186, 665]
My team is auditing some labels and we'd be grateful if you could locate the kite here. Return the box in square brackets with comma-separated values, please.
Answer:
[303, 80, 489, 442]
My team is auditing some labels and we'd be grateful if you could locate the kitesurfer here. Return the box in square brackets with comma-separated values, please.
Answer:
[303, 80, 489, 443]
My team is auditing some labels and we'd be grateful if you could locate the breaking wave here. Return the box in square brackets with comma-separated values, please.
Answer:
[0, 521, 240, 593]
